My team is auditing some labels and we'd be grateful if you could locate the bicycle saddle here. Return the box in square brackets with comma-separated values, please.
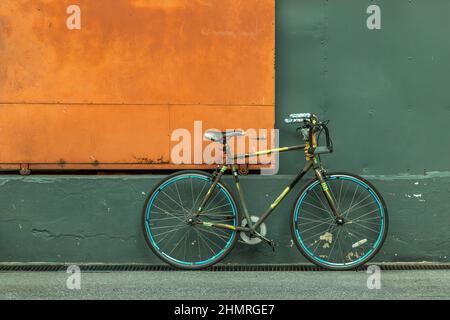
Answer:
[204, 130, 245, 142]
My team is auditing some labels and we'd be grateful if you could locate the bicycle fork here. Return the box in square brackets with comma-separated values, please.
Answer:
[313, 163, 344, 224]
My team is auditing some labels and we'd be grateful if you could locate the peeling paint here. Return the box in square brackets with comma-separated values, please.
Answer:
[319, 232, 333, 244]
[363, 171, 450, 181]
[346, 251, 361, 262]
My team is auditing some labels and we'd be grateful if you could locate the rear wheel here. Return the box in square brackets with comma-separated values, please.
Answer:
[142, 171, 239, 270]
[291, 173, 388, 270]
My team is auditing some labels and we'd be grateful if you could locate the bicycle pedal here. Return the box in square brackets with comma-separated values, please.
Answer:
[267, 240, 277, 252]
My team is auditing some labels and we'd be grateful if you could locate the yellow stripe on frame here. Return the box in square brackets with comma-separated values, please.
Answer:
[271, 187, 290, 209]
[254, 147, 289, 156]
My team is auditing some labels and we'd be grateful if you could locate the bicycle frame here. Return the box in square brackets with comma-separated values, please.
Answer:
[194, 144, 342, 235]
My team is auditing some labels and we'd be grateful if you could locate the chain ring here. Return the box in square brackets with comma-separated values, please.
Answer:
[240, 216, 267, 245]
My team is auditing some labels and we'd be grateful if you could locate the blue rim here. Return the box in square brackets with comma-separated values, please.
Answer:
[145, 175, 237, 266]
[294, 175, 385, 267]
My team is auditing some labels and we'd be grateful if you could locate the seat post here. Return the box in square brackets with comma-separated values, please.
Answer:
[222, 136, 228, 165]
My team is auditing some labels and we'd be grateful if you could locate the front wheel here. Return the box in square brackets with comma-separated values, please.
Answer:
[291, 172, 388, 270]
[142, 170, 239, 270]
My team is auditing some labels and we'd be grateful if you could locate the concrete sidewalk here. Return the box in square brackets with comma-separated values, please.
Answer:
[0, 270, 449, 300]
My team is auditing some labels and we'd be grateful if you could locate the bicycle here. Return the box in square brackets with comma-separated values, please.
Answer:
[142, 113, 388, 270]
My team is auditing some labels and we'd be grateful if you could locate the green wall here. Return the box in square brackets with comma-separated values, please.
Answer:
[0, 174, 448, 264]
[277, 0, 450, 175]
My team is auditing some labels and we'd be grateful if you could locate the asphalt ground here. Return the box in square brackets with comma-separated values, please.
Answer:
[0, 270, 449, 300]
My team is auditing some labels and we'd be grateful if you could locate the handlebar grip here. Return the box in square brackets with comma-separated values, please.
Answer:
[289, 113, 312, 120]
[284, 118, 304, 124]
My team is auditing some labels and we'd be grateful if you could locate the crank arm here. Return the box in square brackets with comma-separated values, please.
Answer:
[253, 230, 277, 250]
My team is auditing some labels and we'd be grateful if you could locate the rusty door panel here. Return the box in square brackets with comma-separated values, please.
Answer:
[0, 0, 275, 171]
[0, 104, 171, 165]
[0, 0, 275, 105]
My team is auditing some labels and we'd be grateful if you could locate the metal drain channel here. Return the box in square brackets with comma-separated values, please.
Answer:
[0, 263, 449, 272]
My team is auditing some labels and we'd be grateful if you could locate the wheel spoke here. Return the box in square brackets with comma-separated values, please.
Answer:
[190, 180, 208, 212]
[311, 189, 335, 220]
[301, 222, 336, 243]
[160, 190, 191, 217]
[299, 219, 334, 234]
[149, 206, 186, 223]
[328, 227, 342, 262]
[196, 226, 231, 243]
[347, 220, 380, 234]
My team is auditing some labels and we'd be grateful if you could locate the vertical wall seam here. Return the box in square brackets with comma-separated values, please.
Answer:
[321, 0, 330, 116]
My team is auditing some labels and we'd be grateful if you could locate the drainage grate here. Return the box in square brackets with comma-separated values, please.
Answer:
[0, 263, 449, 272]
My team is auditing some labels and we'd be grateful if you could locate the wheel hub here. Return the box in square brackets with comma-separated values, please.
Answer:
[187, 216, 200, 225]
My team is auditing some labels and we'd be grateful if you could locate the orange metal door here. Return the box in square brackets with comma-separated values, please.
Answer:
[0, 0, 275, 172]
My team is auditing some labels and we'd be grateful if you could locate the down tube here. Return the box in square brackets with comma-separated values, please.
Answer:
[253, 161, 313, 230]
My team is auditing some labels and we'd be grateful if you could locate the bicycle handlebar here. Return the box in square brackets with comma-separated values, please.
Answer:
[317, 121, 333, 154]
[284, 113, 333, 154]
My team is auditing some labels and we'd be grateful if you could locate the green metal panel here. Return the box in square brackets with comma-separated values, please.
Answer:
[277, 0, 450, 175]
[0, 174, 448, 264]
